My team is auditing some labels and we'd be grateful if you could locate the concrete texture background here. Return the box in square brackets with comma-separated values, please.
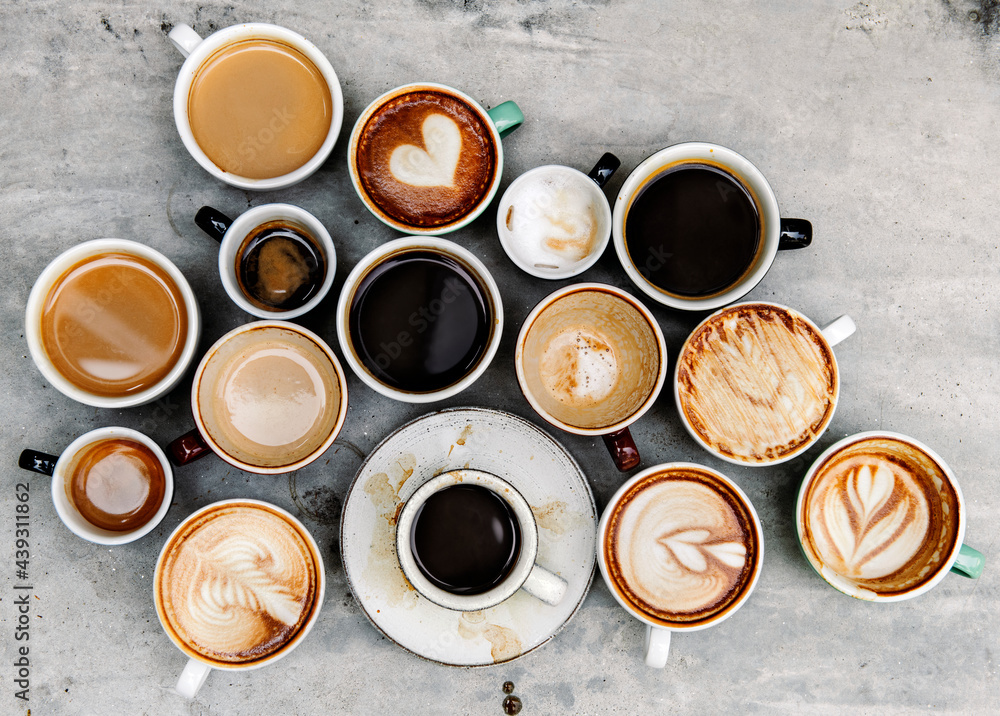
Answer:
[2, 0, 998, 713]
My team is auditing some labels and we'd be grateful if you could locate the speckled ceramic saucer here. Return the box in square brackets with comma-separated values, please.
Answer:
[340, 407, 597, 666]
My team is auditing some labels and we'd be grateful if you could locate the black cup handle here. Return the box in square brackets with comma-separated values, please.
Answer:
[195, 206, 234, 243]
[779, 218, 812, 249]
[587, 153, 621, 189]
[18, 449, 58, 476]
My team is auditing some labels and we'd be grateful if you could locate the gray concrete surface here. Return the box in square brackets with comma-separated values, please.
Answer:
[2, 0, 998, 713]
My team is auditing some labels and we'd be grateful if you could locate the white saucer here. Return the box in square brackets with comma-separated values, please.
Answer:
[341, 407, 597, 666]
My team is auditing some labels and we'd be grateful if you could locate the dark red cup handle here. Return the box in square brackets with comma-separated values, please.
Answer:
[603, 428, 640, 472]
[168, 429, 212, 466]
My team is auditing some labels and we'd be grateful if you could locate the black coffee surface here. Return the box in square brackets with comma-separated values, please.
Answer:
[624, 164, 760, 297]
[237, 221, 325, 311]
[348, 251, 491, 393]
[410, 484, 521, 595]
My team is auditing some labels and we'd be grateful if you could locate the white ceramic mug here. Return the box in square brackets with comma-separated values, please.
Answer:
[612, 142, 812, 311]
[395, 469, 567, 610]
[193, 203, 336, 319]
[17, 427, 173, 545]
[25, 239, 202, 408]
[168, 22, 344, 190]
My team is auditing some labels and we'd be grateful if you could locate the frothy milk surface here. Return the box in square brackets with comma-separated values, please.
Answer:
[156, 504, 318, 663]
[539, 326, 619, 405]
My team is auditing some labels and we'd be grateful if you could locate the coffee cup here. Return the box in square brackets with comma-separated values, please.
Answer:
[347, 82, 523, 234]
[796, 431, 984, 601]
[395, 469, 567, 610]
[514, 283, 667, 471]
[18, 427, 173, 545]
[168, 22, 344, 190]
[598, 463, 763, 667]
[193, 203, 336, 319]
[25, 239, 201, 408]
[496, 153, 620, 279]
[167, 321, 348, 474]
[612, 142, 812, 311]
[336, 237, 503, 403]
[675, 302, 856, 466]
[154, 499, 325, 698]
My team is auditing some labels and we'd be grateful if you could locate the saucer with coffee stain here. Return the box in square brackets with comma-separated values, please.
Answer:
[340, 407, 597, 666]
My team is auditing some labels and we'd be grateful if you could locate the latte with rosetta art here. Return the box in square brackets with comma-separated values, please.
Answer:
[355, 88, 497, 228]
[677, 303, 837, 463]
[155, 503, 320, 664]
[800, 436, 961, 597]
[604, 467, 760, 626]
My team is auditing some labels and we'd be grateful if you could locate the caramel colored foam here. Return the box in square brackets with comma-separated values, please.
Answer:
[40, 252, 188, 397]
[677, 304, 836, 463]
[188, 39, 332, 180]
[604, 467, 758, 626]
[156, 503, 319, 664]
[356, 89, 497, 228]
[800, 436, 960, 596]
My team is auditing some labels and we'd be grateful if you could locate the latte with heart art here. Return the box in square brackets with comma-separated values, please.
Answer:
[354, 88, 498, 229]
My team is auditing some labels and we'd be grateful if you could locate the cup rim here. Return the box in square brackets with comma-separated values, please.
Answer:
[25, 238, 202, 408]
[611, 141, 781, 311]
[190, 320, 349, 474]
[514, 282, 667, 436]
[153, 498, 327, 671]
[794, 430, 968, 602]
[50, 427, 174, 545]
[596, 462, 764, 632]
[394, 469, 539, 611]
[495, 163, 613, 280]
[673, 300, 840, 466]
[346, 81, 505, 235]
[335, 236, 504, 403]
[216, 203, 337, 319]
[172, 22, 344, 191]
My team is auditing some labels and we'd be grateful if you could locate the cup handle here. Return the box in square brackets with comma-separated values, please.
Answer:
[168, 429, 213, 466]
[521, 563, 568, 606]
[195, 206, 233, 243]
[778, 219, 812, 249]
[168, 24, 204, 59]
[820, 315, 856, 348]
[176, 658, 211, 698]
[486, 101, 524, 139]
[950, 544, 985, 579]
[17, 449, 58, 476]
[603, 427, 640, 472]
[644, 625, 671, 668]
[587, 153, 621, 189]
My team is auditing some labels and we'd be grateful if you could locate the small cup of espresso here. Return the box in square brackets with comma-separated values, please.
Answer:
[395, 469, 567, 611]
[168, 22, 344, 190]
[336, 237, 504, 403]
[193, 203, 335, 319]
[796, 431, 984, 601]
[18, 427, 173, 545]
[612, 142, 812, 311]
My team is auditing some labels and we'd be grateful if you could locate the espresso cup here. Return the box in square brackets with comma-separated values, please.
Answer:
[347, 82, 523, 234]
[395, 470, 567, 611]
[167, 321, 348, 474]
[25, 239, 201, 408]
[18, 427, 173, 545]
[169, 22, 344, 190]
[155, 499, 325, 698]
[193, 203, 336, 319]
[613, 142, 812, 311]
[675, 302, 856, 466]
[496, 153, 620, 279]
[598, 463, 764, 667]
[796, 431, 984, 601]
[514, 283, 667, 471]
[336, 237, 503, 403]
